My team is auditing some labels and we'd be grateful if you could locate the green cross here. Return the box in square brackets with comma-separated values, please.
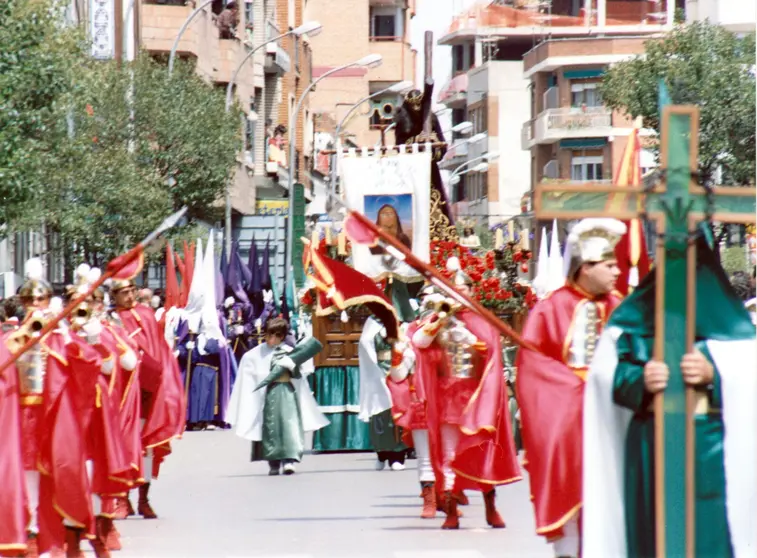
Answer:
[533, 105, 756, 557]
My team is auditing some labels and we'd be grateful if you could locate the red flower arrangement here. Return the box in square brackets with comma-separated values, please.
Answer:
[430, 240, 536, 314]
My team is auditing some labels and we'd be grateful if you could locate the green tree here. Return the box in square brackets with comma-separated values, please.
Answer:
[600, 21, 756, 185]
[0, 0, 85, 226]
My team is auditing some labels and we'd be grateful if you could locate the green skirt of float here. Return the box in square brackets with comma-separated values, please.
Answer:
[250, 382, 305, 463]
[624, 412, 733, 558]
[369, 409, 407, 453]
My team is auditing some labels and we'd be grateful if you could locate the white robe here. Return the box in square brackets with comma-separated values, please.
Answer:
[357, 318, 393, 422]
[582, 328, 757, 558]
[226, 343, 329, 442]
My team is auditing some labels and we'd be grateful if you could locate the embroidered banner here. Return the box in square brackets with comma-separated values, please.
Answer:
[341, 151, 431, 283]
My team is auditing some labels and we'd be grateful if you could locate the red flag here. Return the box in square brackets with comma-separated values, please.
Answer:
[105, 248, 144, 280]
[180, 241, 195, 307]
[164, 244, 179, 310]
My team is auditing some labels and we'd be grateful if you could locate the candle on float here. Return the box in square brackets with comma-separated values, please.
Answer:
[338, 230, 347, 255]
[495, 228, 504, 249]
[507, 221, 515, 242]
[325, 224, 332, 245]
[521, 229, 530, 250]
[311, 228, 319, 247]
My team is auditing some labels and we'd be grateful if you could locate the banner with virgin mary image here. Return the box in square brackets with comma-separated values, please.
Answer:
[341, 150, 431, 283]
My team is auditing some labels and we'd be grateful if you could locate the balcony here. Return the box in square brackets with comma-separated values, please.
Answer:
[522, 107, 612, 148]
[142, 4, 202, 56]
[367, 37, 414, 82]
[264, 21, 291, 74]
[440, 141, 469, 170]
[439, 73, 468, 108]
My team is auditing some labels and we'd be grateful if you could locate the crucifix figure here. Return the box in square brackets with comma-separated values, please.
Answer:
[533, 105, 756, 557]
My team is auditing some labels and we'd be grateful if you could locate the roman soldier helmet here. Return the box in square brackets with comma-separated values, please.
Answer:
[565, 218, 627, 280]
[18, 258, 52, 304]
[65, 263, 102, 300]
[110, 277, 136, 293]
[446, 256, 472, 287]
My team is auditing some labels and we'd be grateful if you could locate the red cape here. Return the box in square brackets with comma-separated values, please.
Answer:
[0, 341, 29, 554]
[36, 333, 100, 552]
[117, 306, 185, 476]
[515, 285, 620, 539]
[413, 310, 522, 492]
[101, 323, 143, 488]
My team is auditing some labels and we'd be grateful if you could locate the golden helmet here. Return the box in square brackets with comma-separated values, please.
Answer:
[110, 278, 136, 293]
[18, 258, 52, 302]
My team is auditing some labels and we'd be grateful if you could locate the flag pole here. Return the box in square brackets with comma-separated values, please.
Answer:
[0, 207, 188, 374]
[328, 195, 536, 351]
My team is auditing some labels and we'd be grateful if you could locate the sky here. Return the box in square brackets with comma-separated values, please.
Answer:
[411, 0, 479, 98]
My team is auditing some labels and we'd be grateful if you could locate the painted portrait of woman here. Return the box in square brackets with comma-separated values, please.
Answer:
[374, 204, 412, 249]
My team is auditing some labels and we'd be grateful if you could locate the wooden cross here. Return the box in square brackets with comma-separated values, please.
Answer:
[533, 105, 756, 557]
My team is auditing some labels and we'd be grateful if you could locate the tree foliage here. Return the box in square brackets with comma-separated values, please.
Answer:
[600, 21, 756, 185]
[0, 0, 85, 225]
[1, 0, 242, 268]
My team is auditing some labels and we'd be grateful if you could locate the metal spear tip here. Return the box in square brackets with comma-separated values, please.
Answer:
[357, 54, 382, 69]
[389, 80, 414, 93]
[294, 21, 322, 37]
[141, 206, 188, 247]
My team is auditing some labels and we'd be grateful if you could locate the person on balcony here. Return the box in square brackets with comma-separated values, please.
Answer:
[217, 1, 238, 39]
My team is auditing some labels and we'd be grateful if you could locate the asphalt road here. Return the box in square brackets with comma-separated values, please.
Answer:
[109, 430, 551, 558]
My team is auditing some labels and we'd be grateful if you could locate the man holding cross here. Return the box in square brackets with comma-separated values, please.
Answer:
[583, 231, 757, 557]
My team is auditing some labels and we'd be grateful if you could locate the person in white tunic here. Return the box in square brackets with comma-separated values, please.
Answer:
[226, 317, 329, 475]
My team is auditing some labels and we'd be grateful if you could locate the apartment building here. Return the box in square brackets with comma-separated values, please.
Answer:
[141, 0, 314, 216]
[436, 0, 674, 227]
[306, 0, 417, 150]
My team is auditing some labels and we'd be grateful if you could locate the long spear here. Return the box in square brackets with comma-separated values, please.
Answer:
[334, 195, 536, 351]
[0, 207, 188, 375]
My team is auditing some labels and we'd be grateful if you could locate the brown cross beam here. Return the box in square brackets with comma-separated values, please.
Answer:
[533, 105, 756, 558]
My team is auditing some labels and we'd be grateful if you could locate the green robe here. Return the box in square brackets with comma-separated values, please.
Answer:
[613, 335, 732, 558]
[368, 333, 407, 454]
[251, 369, 305, 462]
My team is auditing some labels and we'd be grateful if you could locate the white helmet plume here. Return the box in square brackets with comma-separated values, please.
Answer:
[87, 267, 102, 285]
[75, 263, 92, 283]
[25, 258, 44, 281]
[446, 256, 461, 273]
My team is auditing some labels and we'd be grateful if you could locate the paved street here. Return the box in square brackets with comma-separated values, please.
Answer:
[113, 430, 550, 558]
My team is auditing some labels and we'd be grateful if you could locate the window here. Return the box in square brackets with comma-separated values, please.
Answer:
[452, 45, 464, 73]
[571, 155, 603, 181]
[370, 8, 396, 39]
[570, 83, 602, 108]
[245, 97, 256, 161]
[288, 0, 295, 28]
[244, 0, 254, 42]
[468, 43, 475, 68]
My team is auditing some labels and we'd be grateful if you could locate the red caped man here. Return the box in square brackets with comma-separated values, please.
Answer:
[403, 257, 522, 530]
[515, 219, 625, 558]
[65, 265, 139, 557]
[110, 278, 185, 520]
[4, 258, 110, 557]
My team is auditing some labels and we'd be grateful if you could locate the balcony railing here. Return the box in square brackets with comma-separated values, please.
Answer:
[524, 106, 613, 146]
[369, 35, 403, 42]
[543, 86, 559, 111]
[545, 107, 611, 132]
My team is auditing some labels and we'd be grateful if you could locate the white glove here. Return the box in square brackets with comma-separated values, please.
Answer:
[101, 358, 114, 375]
[186, 341, 195, 350]
[276, 355, 296, 371]
[81, 320, 102, 345]
[390, 362, 410, 382]
[224, 297, 235, 309]
[120, 349, 138, 372]
[234, 325, 245, 336]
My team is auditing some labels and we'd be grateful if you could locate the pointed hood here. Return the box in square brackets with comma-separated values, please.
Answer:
[532, 227, 550, 298]
[235, 240, 252, 287]
[164, 243, 180, 311]
[248, 235, 261, 295]
[184, 239, 204, 332]
[220, 240, 229, 287]
[260, 235, 272, 291]
[180, 240, 195, 308]
[546, 219, 564, 293]
[228, 244, 250, 305]
[199, 230, 224, 342]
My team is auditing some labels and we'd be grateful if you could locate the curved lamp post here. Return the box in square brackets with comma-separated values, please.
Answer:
[285, 53, 383, 285]
[168, 0, 215, 76]
[218, 21, 321, 255]
[328, 80, 413, 198]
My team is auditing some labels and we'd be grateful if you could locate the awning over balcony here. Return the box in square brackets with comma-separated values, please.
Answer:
[439, 73, 468, 103]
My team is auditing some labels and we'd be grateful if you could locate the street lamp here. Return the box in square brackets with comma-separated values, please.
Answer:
[168, 0, 215, 76]
[219, 21, 322, 255]
[285, 53, 383, 285]
[329, 80, 413, 196]
[451, 121, 473, 135]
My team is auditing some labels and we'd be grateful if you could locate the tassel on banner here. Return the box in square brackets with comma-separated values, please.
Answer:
[411, 142, 419, 154]
[398, 144, 406, 154]
[340, 310, 349, 323]
[629, 265, 639, 288]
